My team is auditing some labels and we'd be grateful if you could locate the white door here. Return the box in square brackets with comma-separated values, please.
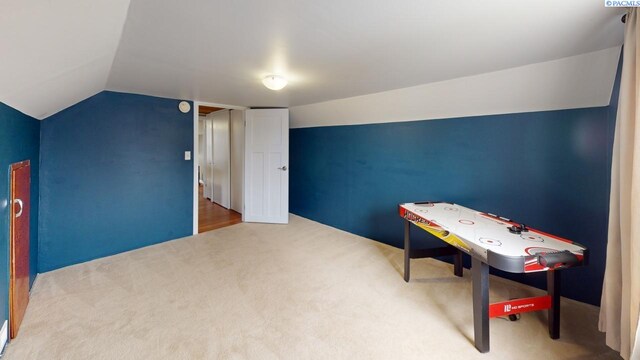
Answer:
[204, 117, 214, 200]
[198, 117, 205, 184]
[229, 109, 244, 213]
[212, 110, 230, 208]
[244, 109, 289, 224]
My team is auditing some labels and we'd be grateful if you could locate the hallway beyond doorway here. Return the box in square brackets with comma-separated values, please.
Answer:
[198, 186, 241, 233]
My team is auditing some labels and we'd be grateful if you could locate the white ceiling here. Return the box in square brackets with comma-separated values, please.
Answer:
[0, 0, 131, 119]
[0, 0, 626, 119]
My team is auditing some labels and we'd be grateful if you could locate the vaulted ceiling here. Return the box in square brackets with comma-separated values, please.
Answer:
[0, 0, 131, 119]
[0, 0, 626, 119]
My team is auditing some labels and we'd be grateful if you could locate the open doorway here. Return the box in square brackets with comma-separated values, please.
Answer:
[195, 104, 245, 233]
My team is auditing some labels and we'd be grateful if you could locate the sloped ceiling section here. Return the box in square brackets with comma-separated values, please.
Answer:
[0, 0, 131, 119]
[290, 47, 621, 128]
[107, 0, 625, 109]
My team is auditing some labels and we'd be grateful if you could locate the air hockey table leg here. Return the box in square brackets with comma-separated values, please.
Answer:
[472, 257, 490, 353]
[404, 220, 410, 282]
[548, 270, 561, 339]
[454, 250, 463, 277]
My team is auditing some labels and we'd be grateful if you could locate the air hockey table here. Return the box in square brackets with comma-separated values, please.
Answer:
[399, 201, 588, 353]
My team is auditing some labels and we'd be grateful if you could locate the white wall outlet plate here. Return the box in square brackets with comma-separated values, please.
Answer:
[185, 151, 191, 160]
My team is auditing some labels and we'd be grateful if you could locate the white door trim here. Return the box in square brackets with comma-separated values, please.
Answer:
[192, 101, 248, 235]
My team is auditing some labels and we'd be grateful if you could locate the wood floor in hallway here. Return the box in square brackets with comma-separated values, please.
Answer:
[198, 185, 242, 233]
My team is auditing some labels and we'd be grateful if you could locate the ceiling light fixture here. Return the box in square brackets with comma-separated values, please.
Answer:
[262, 75, 287, 91]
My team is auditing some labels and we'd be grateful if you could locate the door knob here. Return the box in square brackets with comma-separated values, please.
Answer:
[14, 199, 23, 218]
[278, 166, 287, 171]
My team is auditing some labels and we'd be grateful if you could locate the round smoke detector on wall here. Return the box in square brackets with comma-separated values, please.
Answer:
[178, 101, 191, 113]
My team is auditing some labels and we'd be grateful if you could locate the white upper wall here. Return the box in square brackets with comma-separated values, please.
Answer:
[290, 47, 621, 128]
[0, 0, 131, 119]
[0, 0, 626, 119]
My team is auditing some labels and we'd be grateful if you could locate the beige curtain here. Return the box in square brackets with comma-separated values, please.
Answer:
[599, 8, 640, 360]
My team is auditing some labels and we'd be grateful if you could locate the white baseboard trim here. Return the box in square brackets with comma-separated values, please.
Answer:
[0, 320, 8, 355]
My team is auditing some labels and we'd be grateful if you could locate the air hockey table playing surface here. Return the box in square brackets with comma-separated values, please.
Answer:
[399, 201, 587, 273]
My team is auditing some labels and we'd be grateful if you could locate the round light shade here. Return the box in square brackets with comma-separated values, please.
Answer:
[262, 75, 287, 90]
[178, 101, 191, 113]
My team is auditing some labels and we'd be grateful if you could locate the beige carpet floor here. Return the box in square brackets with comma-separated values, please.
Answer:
[5, 215, 619, 359]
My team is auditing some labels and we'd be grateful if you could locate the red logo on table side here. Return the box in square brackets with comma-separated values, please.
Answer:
[489, 296, 552, 318]
[504, 303, 535, 313]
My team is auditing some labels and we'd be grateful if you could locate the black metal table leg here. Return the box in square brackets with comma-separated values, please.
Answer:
[454, 250, 463, 277]
[404, 220, 410, 282]
[547, 270, 561, 339]
[472, 257, 490, 353]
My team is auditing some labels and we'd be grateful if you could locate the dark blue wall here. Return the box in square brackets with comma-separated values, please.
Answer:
[0, 102, 40, 326]
[291, 66, 621, 305]
[39, 91, 193, 272]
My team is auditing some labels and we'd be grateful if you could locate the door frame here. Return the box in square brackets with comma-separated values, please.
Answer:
[229, 109, 245, 216]
[192, 101, 247, 234]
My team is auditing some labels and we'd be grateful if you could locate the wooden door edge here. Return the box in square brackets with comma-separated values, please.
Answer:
[8, 160, 30, 339]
